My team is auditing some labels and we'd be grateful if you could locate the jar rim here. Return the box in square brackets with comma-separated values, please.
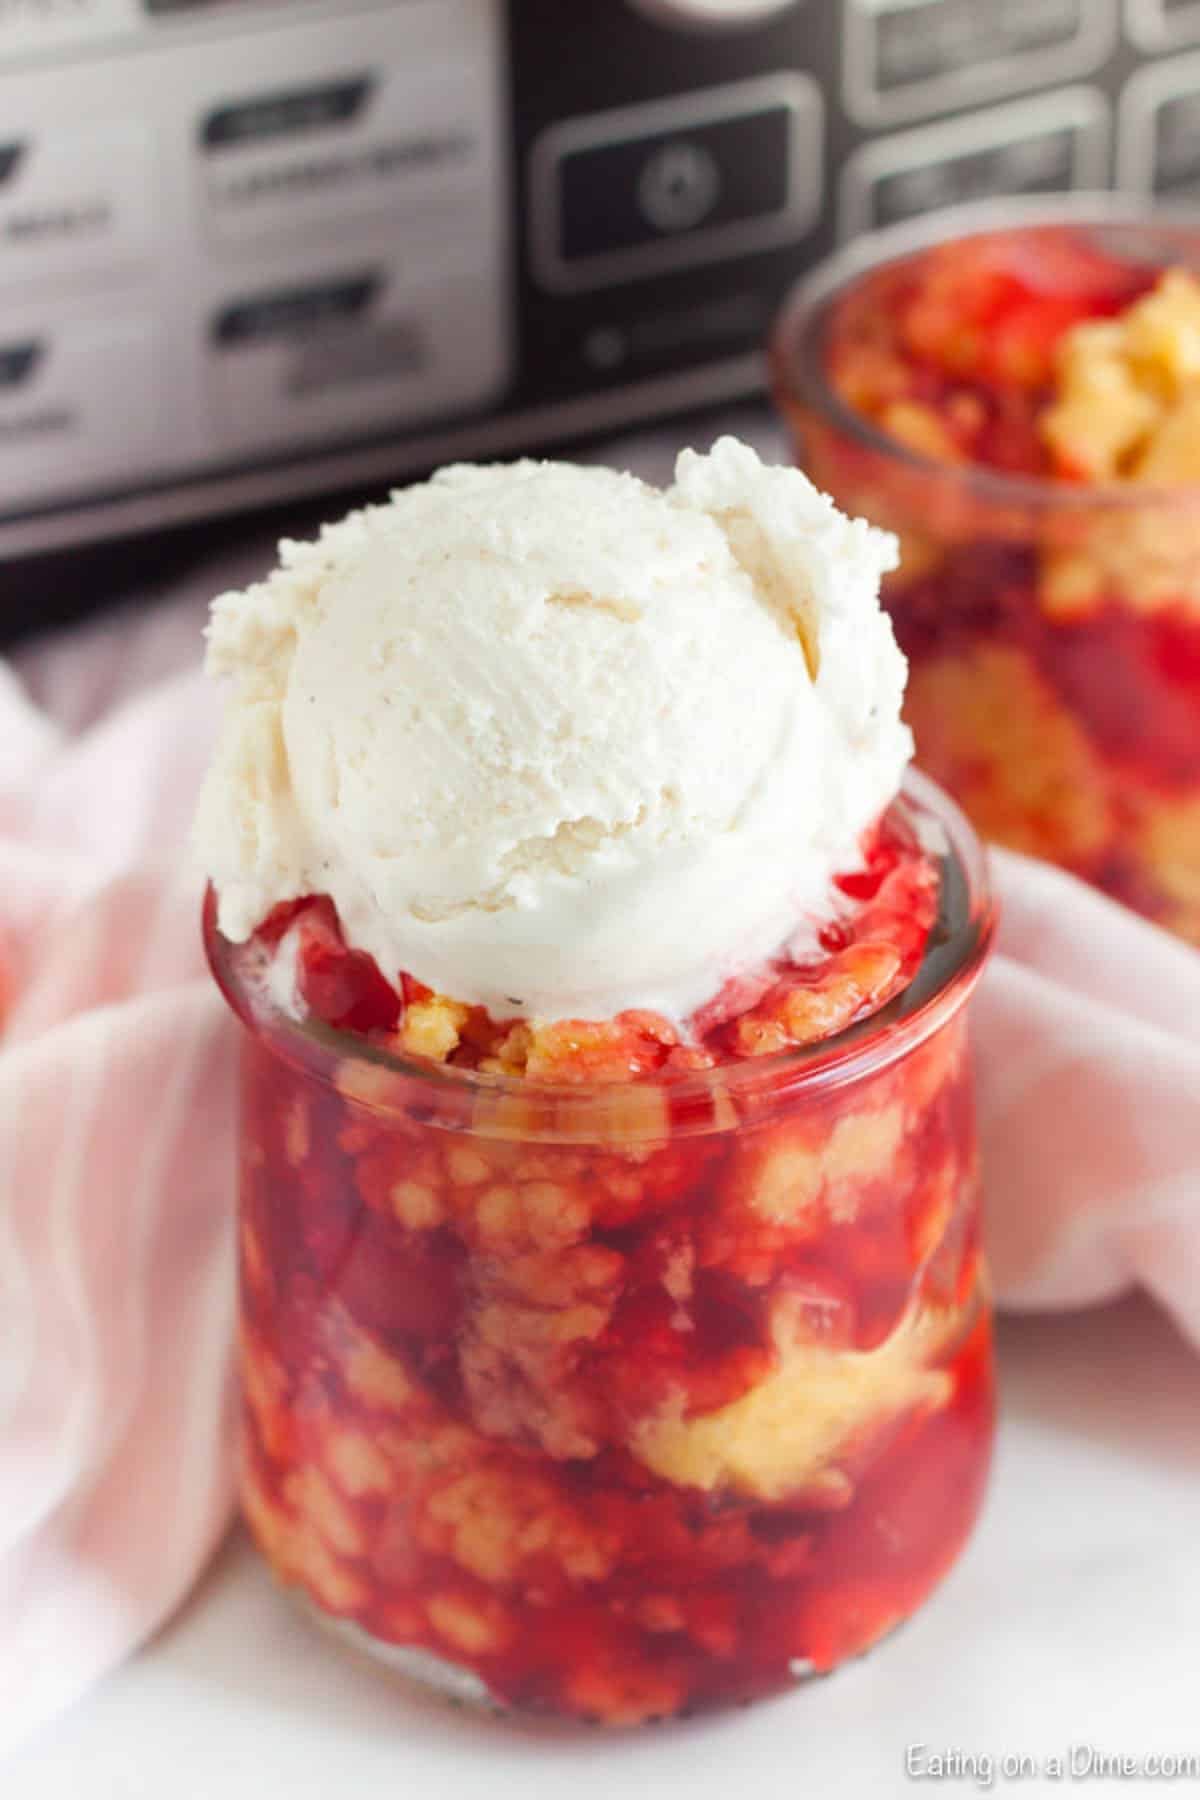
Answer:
[204, 769, 996, 1138]
[772, 190, 1200, 514]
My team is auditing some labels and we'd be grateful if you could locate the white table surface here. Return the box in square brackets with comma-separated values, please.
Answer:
[13, 1296, 1199, 1800]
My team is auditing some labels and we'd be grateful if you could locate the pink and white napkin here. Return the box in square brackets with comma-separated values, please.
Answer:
[1, 535, 1199, 1761]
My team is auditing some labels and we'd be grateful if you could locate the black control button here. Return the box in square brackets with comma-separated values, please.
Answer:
[0, 341, 41, 389]
[213, 275, 380, 347]
[531, 74, 821, 292]
[0, 143, 24, 188]
[202, 78, 373, 153]
[558, 104, 791, 265]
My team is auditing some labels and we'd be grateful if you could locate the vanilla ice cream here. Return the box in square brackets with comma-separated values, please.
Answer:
[195, 436, 910, 1023]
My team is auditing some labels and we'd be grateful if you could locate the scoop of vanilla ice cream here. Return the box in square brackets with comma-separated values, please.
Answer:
[194, 437, 910, 1023]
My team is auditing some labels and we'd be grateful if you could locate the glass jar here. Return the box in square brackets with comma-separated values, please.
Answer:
[773, 198, 1200, 946]
[205, 773, 996, 1726]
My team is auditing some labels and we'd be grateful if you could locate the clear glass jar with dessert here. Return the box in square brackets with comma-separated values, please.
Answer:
[773, 198, 1200, 944]
[205, 770, 994, 1726]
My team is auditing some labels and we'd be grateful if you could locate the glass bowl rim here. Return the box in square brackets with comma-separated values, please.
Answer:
[203, 769, 996, 1138]
[772, 190, 1200, 513]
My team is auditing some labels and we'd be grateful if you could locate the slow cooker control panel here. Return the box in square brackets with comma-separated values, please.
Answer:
[0, 0, 511, 530]
[1, 0, 1197, 570]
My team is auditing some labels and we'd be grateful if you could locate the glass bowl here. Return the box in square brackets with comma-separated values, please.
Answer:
[205, 771, 996, 1725]
[773, 195, 1200, 945]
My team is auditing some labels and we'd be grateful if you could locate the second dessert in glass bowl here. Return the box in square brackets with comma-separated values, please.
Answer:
[773, 198, 1200, 945]
[196, 440, 996, 1724]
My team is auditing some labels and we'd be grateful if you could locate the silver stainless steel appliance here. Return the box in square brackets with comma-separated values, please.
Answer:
[1, 0, 1195, 587]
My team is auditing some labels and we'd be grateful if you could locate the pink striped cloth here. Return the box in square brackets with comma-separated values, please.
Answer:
[2, 567, 1199, 1760]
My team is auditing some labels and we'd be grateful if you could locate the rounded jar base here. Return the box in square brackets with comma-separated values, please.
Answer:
[283, 1577, 903, 1727]
[301, 1598, 504, 1713]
